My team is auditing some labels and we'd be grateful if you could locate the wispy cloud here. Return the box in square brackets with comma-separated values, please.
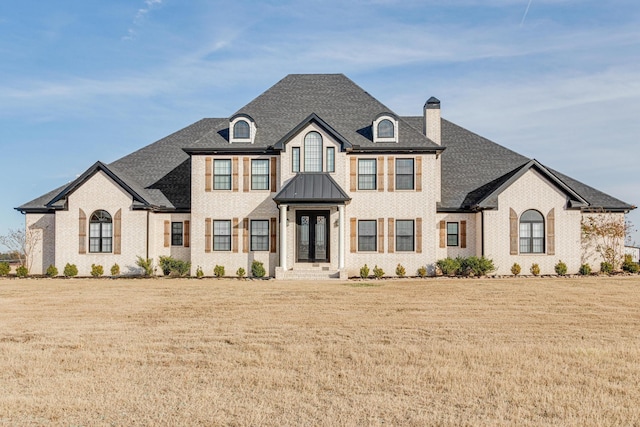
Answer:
[123, 0, 163, 41]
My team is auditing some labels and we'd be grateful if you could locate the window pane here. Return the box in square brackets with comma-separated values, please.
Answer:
[213, 220, 231, 251]
[292, 147, 300, 173]
[358, 220, 377, 252]
[233, 120, 250, 139]
[304, 132, 322, 172]
[251, 220, 269, 251]
[251, 159, 269, 190]
[447, 222, 458, 246]
[214, 160, 231, 190]
[396, 220, 414, 251]
[378, 119, 394, 138]
[396, 159, 414, 190]
[171, 222, 183, 246]
[358, 159, 376, 190]
[326, 147, 335, 173]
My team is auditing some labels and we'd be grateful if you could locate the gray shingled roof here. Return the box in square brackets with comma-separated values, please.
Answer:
[274, 173, 351, 204]
[17, 74, 634, 214]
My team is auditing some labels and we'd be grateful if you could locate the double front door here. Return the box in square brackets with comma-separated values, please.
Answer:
[296, 210, 329, 263]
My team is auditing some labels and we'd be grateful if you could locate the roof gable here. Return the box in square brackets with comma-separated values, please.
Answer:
[272, 113, 353, 152]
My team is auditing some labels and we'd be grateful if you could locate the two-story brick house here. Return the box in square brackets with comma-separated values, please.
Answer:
[17, 74, 635, 278]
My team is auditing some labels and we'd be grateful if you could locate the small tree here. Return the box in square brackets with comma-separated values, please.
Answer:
[582, 211, 628, 271]
[0, 227, 41, 275]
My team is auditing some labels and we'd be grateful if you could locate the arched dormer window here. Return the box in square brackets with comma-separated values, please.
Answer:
[89, 210, 112, 253]
[519, 209, 544, 253]
[233, 120, 250, 139]
[373, 114, 398, 142]
[304, 131, 323, 172]
[229, 115, 256, 143]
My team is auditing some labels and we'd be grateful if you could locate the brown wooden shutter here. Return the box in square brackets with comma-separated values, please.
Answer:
[232, 157, 239, 192]
[439, 220, 446, 248]
[388, 218, 395, 253]
[114, 209, 122, 254]
[350, 218, 357, 253]
[164, 220, 170, 247]
[416, 217, 422, 254]
[377, 157, 384, 192]
[243, 218, 249, 253]
[387, 157, 395, 192]
[416, 156, 422, 192]
[205, 157, 212, 192]
[547, 208, 555, 255]
[184, 220, 190, 248]
[205, 218, 212, 253]
[350, 157, 357, 192]
[270, 217, 277, 253]
[270, 157, 277, 193]
[79, 209, 86, 254]
[232, 218, 239, 253]
[510, 208, 518, 255]
[243, 157, 250, 192]
[460, 220, 467, 249]
[378, 218, 384, 253]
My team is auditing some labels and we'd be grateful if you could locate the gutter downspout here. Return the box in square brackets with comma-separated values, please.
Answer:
[480, 209, 485, 257]
[146, 210, 150, 260]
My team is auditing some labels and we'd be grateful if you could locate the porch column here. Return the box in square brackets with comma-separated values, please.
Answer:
[338, 204, 345, 269]
[280, 204, 288, 270]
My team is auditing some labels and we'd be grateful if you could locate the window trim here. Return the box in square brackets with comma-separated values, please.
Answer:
[446, 222, 459, 247]
[357, 220, 377, 252]
[213, 220, 232, 251]
[519, 210, 545, 254]
[213, 159, 232, 190]
[251, 159, 270, 190]
[395, 158, 415, 190]
[89, 210, 112, 253]
[250, 219, 270, 252]
[358, 158, 377, 190]
[171, 222, 183, 246]
[395, 219, 415, 252]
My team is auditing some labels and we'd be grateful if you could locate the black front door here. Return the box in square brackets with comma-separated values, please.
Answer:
[296, 210, 330, 263]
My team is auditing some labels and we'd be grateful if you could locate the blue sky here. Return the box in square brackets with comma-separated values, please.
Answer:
[0, 0, 638, 246]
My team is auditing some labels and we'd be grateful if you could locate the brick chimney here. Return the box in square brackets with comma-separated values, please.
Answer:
[424, 96, 441, 145]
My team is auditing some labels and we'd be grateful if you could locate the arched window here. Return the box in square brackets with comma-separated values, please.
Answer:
[304, 131, 323, 172]
[377, 119, 394, 138]
[233, 120, 250, 139]
[519, 210, 544, 253]
[89, 210, 112, 253]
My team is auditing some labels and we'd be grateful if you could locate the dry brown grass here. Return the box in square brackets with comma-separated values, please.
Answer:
[1, 275, 639, 426]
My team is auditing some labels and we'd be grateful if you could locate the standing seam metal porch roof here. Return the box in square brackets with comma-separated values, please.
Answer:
[274, 173, 351, 204]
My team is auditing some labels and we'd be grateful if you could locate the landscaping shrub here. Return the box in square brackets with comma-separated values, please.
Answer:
[622, 254, 639, 273]
[251, 261, 266, 278]
[110, 263, 120, 276]
[236, 267, 246, 278]
[417, 266, 427, 278]
[579, 263, 592, 276]
[600, 262, 613, 275]
[462, 256, 495, 276]
[360, 264, 370, 279]
[196, 266, 204, 278]
[158, 256, 190, 277]
[46, 264, 58, 277]
[373, 265, 385, 279]
[16, 265, 28, 278]
[530, 263, 540, 276]
[214, 265, 225, 278]
[135, 256, 154, 277]
[554, 260, 568, 276]
[511, 263, 521, 276]
[436, 257, 460, 276]
[64, 263, 78, 277]
[91, 264, 104, 278]
[395, 263, 406, 278]
[0, 262, 10, 276]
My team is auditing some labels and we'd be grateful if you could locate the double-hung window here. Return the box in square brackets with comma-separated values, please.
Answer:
[396, 220, 415, 252]
[358, 220, 377, 252]
[251, 159, 269, 190]
[213, 220, 231, 251]
[358, 159, 376, 190]
[396, 158, 414, 190]
[250, 220, 269, 251]
[447, 222, 459, 247]
[213, 159, 231, 190]
[171, 222, 183, 246]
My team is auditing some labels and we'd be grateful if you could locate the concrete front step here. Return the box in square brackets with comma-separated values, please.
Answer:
[275, 267, 347, 280]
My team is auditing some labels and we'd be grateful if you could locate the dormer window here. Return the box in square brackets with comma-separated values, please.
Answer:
[229, 115, 256, 143]
[373, 114, 398, 142]
[233, 120, 250, 139]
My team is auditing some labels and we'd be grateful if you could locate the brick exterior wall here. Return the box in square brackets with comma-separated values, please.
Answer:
[25, 213, 55, 275]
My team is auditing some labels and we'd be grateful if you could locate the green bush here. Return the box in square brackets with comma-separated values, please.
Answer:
[436, 257, 460, 276]
[461, 256, 495, 276]
[135, 256, 154, 277]
[158, 256, 190, 277]
[91, 264, 104, 278]
[46, 264, 58, 277]
[251, 260, 266, 278]
[196, 266, 204, 278]
[110, 263, 120, 276]
[600, 262, 613, 275]
[395, 263, 406, 278]
[554, 260, 568, 276]
[579, 263, 592, 276]
[530, 263, 540, 276]
[360, 264, 370, 279]
[214, 265, 225, 278]
[622, 254, 639, 273]
[511, 263, 521, 276]
[16, 265, 28, 278]
[236, 267, 246, 278]
[417, 266, 427, 278]
[64, 263, 78, 277]
[0, 262, 11, 276]
[373, 265, 385, 279]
